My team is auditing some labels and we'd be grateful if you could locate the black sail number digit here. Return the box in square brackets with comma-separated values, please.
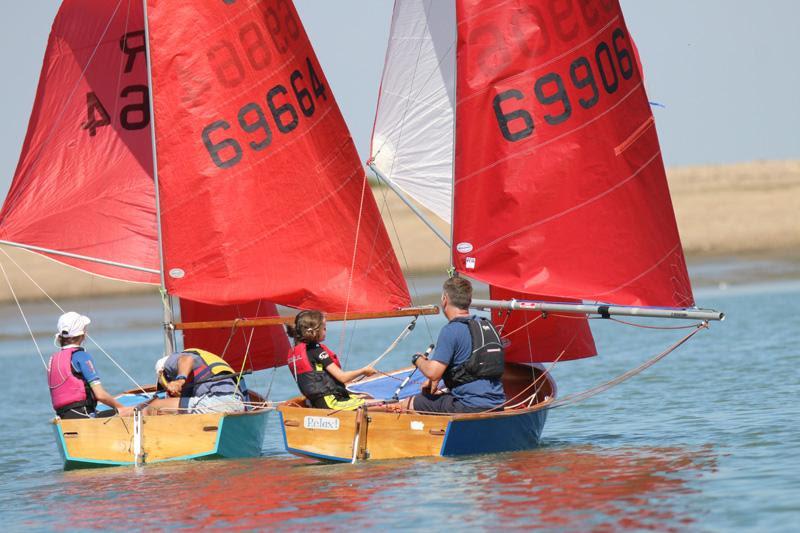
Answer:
[290, 70, 314, 117]
[493, 90, 534, 142]
[238, 103, 273, 151]
[120, 85, 150, 130]
[569, 56, 599, 109]
[594, 41, 619, 94]
[267, 85, 299, 133]
[534, 73, 572, 125]
[202, 121, 243, 169]
[612, 28, 634, 80]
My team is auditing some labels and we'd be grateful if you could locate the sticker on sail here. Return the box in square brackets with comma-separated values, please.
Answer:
[465, 257, 476, 270]
[410, 421, 425, 431]
[304, 416, 340, 431]
[456, 242, 473, 254]
[168, 268, 185, 279]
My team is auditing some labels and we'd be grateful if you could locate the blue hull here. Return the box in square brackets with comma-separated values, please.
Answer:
[440, 408, 548, 456]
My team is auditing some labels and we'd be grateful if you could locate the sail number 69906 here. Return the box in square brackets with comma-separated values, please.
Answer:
[492, 28, 634, 142]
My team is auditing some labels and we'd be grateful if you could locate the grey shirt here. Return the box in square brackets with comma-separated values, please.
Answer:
[163, 352, 237, 397]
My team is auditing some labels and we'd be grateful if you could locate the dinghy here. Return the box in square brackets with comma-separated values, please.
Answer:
[0, 0, 418, 467]
[278, 0, 724, 462]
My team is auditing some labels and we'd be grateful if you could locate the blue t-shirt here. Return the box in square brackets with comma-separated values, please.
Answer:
[71, 350, 100, 385]
[431, 316, 506, 408]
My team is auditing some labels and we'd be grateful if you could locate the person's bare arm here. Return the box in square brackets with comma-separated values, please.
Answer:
[325, 363, 376, 384]
[89, 383, 133, 416]
[166, 354, 194, 396]
[415, 357, 447, 381]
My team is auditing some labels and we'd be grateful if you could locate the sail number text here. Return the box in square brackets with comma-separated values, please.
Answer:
[492, 27, 634, 143]
[201, 57, 327, 169]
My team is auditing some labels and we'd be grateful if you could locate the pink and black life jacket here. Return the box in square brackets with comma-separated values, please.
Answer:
[47, 347, 96, 413]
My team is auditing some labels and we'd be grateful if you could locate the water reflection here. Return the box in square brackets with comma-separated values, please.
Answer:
[25, 445, 715, 530]
[472, 444, 717, 530]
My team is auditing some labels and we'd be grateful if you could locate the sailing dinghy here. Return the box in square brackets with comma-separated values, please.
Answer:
[0, 0, 419, 468]
[277, 0, 724, 463]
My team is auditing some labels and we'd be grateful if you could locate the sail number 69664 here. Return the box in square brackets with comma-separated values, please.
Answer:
[201, 56, 326, 169]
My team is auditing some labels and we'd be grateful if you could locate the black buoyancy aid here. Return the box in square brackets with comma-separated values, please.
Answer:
[443, 317, 505, 390]
[287, 343, 349, 401]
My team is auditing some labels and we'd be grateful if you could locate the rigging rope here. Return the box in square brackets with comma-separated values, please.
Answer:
[340, 171, 368, 367]
[548, 322, 707, 409]
[0, 247, 147, 394]
[0, 257, 47, 371]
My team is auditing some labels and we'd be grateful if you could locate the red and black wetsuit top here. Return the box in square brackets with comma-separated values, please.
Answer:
[287, 342, 349, 404]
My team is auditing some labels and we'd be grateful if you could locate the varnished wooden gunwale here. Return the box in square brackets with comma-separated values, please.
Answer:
[278, 362, 556, 461]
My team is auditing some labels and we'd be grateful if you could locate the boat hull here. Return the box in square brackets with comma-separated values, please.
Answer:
[278, 363, 554, 462]
[51, 390, 272, 469]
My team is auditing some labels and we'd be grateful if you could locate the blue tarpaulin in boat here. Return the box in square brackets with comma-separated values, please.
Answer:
[347, 370, 426, 400]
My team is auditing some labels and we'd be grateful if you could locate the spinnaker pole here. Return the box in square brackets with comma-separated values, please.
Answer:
[472, 298, 724, 321]
[142, 0, 175, 356]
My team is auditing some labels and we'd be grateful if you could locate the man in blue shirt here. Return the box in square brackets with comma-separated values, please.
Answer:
[403, 277, 506, 413]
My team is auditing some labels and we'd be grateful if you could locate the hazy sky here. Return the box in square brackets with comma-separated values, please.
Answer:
[1, 1, 798, 197]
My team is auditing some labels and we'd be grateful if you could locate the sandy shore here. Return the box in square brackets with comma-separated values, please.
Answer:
[1, 160, 798, 302]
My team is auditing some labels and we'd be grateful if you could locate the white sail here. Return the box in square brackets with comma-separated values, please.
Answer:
[370, 0, 456, 223]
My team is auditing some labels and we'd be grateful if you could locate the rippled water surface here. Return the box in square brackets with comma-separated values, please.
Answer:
[0, 279, 798, 531]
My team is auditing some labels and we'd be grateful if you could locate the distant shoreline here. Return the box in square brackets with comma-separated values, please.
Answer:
[1, 160, 798, 304]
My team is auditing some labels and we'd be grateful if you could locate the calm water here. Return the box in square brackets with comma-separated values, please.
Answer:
[0, 278, 798, 531]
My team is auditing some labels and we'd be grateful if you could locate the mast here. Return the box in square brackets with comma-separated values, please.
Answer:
[142, 0, 175, 356]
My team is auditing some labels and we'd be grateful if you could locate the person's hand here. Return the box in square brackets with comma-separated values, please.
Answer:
[361, 366, 377, 377]
[422, 379, 441, 395]
[166, 379, 185, 397]
[116, 406, 134, 417]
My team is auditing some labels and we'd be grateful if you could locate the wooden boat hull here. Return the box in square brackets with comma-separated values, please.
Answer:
[278, 363, 554, 462]
[51, 391, 271, 469]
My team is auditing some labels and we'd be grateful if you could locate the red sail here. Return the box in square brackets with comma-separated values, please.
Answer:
[146, 0, 410, 311]
[0, 0, 158, 283]
[490, 286, 596, 363]
[453, 0, 694, 308]
[180, 299, 290, 371]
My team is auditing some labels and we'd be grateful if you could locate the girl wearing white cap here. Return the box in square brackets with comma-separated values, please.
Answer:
[47, 312, 132, 419]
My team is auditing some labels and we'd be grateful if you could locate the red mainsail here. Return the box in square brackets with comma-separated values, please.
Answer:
[0, 0, 159, 283]
[180, 299, 290, 372]
[453, 0, 694, 308]
[146, 0, 410, 311]
[490, 286, 596, 363]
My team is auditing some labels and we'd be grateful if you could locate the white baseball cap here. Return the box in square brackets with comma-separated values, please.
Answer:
[56, 311, 91, 337]
[154, 355, 169, 374]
